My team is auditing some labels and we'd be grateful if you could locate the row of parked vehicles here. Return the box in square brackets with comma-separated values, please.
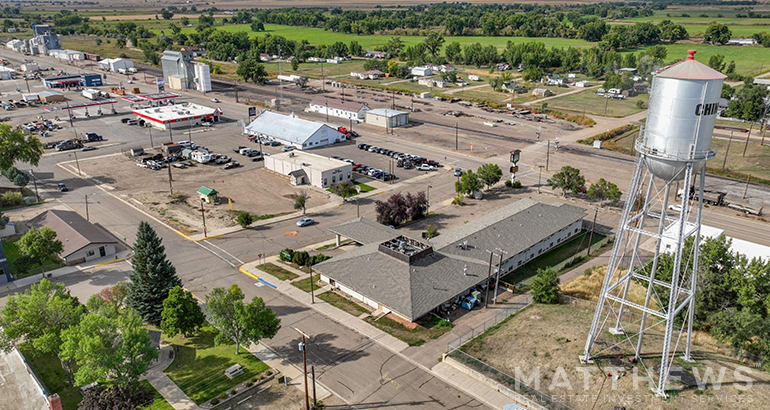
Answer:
[357, 143, 440, 171]
[329, 155, 397, 181]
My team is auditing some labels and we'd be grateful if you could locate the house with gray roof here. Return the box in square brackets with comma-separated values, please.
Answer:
[308, 96, 370, 121]
[245, 111, 346, 150]
[27, 209, 119, 265]
[314, 199, 585, 322]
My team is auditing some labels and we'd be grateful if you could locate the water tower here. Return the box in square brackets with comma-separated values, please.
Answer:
[580, 50, 726, 397]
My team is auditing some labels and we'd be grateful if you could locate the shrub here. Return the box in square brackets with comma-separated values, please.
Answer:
[577, 124, 636, 145]
[292, 250, 310, 267]
[425, 224, 438, 239]
[531, 267, 560, 304]
[257, 374, 263, 380]
[219, 393, 227, 399]
[230, 389, 237, 395]
[13, 255, 33, 276]
[452, 194, 465, 206]
[504, 180, 513, 187]
[512, 180, 522, 189]
[210, 398, 220, 405]
[1, 191, 23, 206]
[245, 381, 253, 387]
[236, 211, 255, 228]
[265, 370, 273, 376]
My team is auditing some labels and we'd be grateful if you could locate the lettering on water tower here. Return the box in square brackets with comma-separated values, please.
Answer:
[694, 102, 719, 116]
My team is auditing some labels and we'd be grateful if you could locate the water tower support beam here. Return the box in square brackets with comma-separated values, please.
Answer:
[683, 166, 706, 363]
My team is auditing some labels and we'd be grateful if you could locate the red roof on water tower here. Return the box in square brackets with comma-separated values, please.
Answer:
[655, 50, 727, 81]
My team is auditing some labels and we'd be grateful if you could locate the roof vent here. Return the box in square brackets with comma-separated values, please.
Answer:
[687, 50, 696, 60]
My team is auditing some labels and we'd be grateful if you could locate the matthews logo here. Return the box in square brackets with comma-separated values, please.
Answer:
[695, 102, 720, 116]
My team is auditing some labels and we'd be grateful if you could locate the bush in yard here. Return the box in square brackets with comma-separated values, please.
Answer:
[1, 191, 23, 206]
[211, 398, 220, 405]
[505, 180, 513, 188]
[292, 251, 310, 267]
[512, 180, 522, 188]
[219, 393, 227, 399]
[531, 267, 560, 304]
[230, 389, 237, 395]
[308, 254, 330, 266]
[405, 191, 428, 221]
[236, 211, 255, 228]
[452, 194, 465, 206]
[425, 224, 438, 239]
[265, 370, 273, 376]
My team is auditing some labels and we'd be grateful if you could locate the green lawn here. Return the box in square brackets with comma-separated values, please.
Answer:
[256, 263, 299, 281]
[364, 315, 453, 347]
[318, 290, 371, 317]
[291, 277, 325, 293]
[139, 380, 174, 410]
[622, 43, 770, 77]
[501, 231, 608, 287]
[163, 325, 270, 405]
[546, 90, 650, 118]
[17, 347, 82, 410]
[1, 240, 65, 279]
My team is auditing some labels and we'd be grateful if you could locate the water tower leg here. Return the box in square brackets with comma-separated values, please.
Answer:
[682, 167, 706, 363]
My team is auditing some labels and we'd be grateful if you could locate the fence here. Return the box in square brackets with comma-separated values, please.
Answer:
[447, 349, 575, 410]
[446, 295, 532, 353]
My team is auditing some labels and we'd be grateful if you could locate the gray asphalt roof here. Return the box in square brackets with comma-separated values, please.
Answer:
[327, 218, 405, 245]
[28, 210, 118, 258]
[314, 199, 586, 321]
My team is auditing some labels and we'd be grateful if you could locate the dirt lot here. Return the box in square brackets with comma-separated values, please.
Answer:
[457, 302, 769, 410]
[70, 151, 329, 234]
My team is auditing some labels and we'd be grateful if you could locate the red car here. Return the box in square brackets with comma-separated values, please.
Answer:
[224, 161, 242, 170]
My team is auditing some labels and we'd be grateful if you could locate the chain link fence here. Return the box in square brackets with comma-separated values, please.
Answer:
[446, 295, 532, 352]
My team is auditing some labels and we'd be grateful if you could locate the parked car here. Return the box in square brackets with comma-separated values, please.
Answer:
[224, 161, 242, 170]
[342, 159, 354, 164]
[296, 217, 315, 227]
[126, 119, 138, 125]
[233, 146, 248, 153]
[57, 183, 68, 192]
[418, 164, 434, 171]
[211, 98, 220, 103]
[454, 168, 463, 177]
[368, 146, 379, 152]
[282, 146, 295, 152]
[215, 155, 231, 164]
[668, 204, 683, 213]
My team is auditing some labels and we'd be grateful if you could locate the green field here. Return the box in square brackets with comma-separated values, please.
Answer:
[623, 43, 770, 77]
[163, 325, 270, 405]
[547, 89, 650, 118]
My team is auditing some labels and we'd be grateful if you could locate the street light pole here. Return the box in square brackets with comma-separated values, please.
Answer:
[538, 165, 544, 194]
[167, 163, 173, 195]
[309, 267, 315, 304]
[427, 185, 432, 214]
[28, 170, 39, 202]
[72, 152, 81, 176]
[85, 194, 89, 221]
[149, 126, 154, 148]
[295, 328, 311, 410]
[546, 140, 550, 172]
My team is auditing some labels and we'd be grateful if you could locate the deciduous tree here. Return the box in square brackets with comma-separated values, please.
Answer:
[78, 384, 154, 410]
[294, 191, 309, 214]
[18, 227, 63, 273]
[205, 284, 281, 354]
[547, 166, 586, 196]
[161, 286, 205, 338]
[330, 181, 357, 202]
[587, 178, 622, 206]
[477, 163, 503, 190]
[0, 123, 44, 170]
[455, 169, 482, 196]
[531, 267, 559, 304]
[126, 222, 182, 325]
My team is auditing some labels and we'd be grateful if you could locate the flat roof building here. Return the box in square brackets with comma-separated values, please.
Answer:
[41, 73, 102, 89]
[264, 150, 353, 189]
[308, 96, 370, 121]
[98, 58, 134, 72]
[314, 199, 585, 322]
[365, 108, 409, 128]
[0, 66, 15, 80]
[245, 111, 346, 150]
[133, 102, 221, 130]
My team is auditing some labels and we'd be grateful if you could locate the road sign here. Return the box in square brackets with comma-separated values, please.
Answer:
[510, 166, 519, 173]
[156, 77, 165, 93]
[248, 106, 257, 117]
[510, 149, 521, 164]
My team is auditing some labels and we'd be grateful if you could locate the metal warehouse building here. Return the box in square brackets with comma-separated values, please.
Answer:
[245, 111, 346, 150]
[314, 199, 585, 322]
[365, 108, 409, 128]
[264, 150, 353, 189]
[133, 102, 221, 130]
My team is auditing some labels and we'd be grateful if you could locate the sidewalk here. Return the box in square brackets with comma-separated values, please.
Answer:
[143, 345, 202, 410]
[432, 360, 517, 409]
[247, 342, 333, 401]
[0, 248, 134, 295]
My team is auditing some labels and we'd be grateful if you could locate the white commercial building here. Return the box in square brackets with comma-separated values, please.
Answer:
[133, 102, 221, 130]
[0, 66, 15, 80]
[661, 222, 770, 262]
[308, 96, 370, 121]
[245, 111, 346, 150]
[98, 58, 134, 73]
[365, 108, 409, 128]
[48, 49, 84, 61]
[6, 39, 24, 52]
[411, 66, 433, 76]
[193, 62, 212, 92]
[264, 150, 353, 189]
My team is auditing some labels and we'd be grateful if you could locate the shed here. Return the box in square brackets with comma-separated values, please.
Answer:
[0, 66, 15, 80]
[130, 147, 144, 156]
[161, 142, 182, 155]
[38, 90, 64, 103]
[365, 108, 409, 128]
[197, 186, 218, 204]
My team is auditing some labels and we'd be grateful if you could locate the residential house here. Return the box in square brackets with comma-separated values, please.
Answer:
[308, 96, 371, 121]
[531, 88, 553, 97]
[27, 209, 119, 265]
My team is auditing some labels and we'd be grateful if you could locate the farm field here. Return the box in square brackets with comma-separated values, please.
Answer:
[547, 89, 650, 118]
[623, 43, 770, 77]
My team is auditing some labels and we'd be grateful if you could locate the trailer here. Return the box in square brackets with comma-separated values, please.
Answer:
[701, 190, 726, 206]
[726, 200, 763, 216]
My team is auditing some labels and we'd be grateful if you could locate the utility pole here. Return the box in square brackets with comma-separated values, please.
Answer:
[455, 123, 458, 150]
[538, 165, 544, 194]
[743, 173, 751, 199]
[24, 77, 30, 93]
[309, 267, 315, 304]
[72, 152, 81, 176]
[278, 45, 283, 107]
[311, 366, 317, 408]
[149, 126, 154, 148]
[722, 131, 734, 170]
[743, 121, 754, 157]
[321, 61, 325, 91]
[546, 140, 550, 172]
[85, 194, 90, 221]
[168, 127, 173, 142]
[587, 208, 598, 256]
[200, 199, 207, 237]
[325, 98, 329, 122]
[28, 170, 39, 202]
[494, 248, 507, 302]
[484, 250, 495, 308]
[427, 185, 432, 214]
[167, 164, 173, 195]
[391, 89, 395, 110]
[295, 328, 311, 410]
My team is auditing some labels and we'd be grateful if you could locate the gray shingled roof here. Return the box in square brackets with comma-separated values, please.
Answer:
[27, 210, 118, 258]
[314, 199, 586, 321]
[327, 218, 405, 245]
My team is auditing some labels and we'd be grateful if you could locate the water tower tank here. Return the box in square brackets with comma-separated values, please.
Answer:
[639, 50, 726, 180]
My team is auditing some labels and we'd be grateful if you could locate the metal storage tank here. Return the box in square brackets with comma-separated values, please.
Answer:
[639, 50, 726, 180]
